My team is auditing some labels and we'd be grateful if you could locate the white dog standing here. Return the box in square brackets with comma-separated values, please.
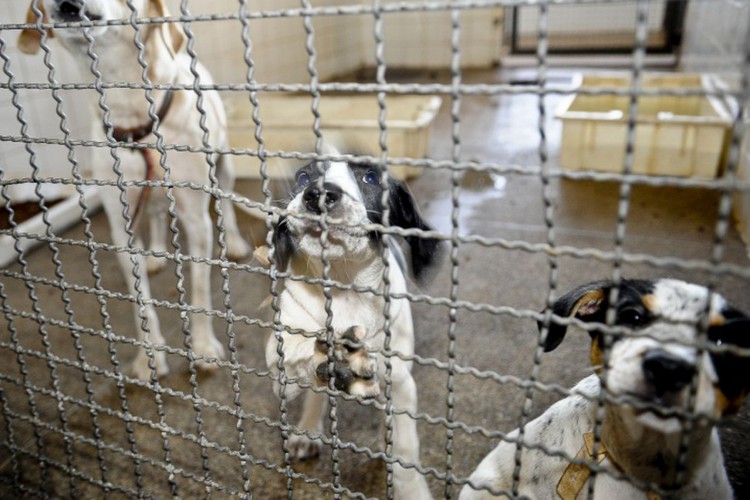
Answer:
[460, 279, 750, 499]
[266, 157, 442, 499]
[19, 0, 252, 379]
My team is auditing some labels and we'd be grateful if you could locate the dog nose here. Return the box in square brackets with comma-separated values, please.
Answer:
[303, 183, 342, 214]
[56, 0, 104, 22]
[642, 351, 695, 395]
[58, 0, 83, 13]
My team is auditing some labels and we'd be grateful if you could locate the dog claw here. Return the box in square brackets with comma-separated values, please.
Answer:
[226, 234, 252, 261]
[314, 326, 380, 397]
[146, 255, 167, 275]
[289, 433, 322, 461]
[192, 338, 226, 372]
[130, 350, 169, 381]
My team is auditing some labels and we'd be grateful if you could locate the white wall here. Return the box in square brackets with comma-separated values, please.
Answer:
[679, 0, 750, 254]
[680, 0, 748, 77]
[1, 0, 367, 204]
[517, 1, 666, 37]
[181, 0, 503, 82]
[1, 1, 502, 198]
[360, 3, 504, 69]
[175, 0, 363, 85]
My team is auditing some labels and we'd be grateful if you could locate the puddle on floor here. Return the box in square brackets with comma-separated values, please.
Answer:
[423, 170, 507, 235]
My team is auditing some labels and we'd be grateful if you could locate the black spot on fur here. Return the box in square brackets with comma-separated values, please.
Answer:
[384, 179, 443, 283]
[350, 161, 443, 281]
[271, 215, 295, 271]
[541, 416, 553, 433]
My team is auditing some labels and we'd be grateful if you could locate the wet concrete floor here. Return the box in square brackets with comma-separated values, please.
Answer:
[0, 67, 748, 498]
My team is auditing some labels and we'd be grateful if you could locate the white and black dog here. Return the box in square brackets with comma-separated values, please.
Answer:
[265, 156, 441, 499]
[461, 279, 749, 500]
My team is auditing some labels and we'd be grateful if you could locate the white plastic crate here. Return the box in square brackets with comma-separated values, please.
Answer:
[556, 73, 732, 178]
[225, 93, 442, 180]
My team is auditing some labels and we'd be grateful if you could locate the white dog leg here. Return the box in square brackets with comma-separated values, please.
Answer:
[390, 359, 432, 499]
[290, 390, 329, 460]
[102, 191, 168, 379]
[146, 196, 168, 275]
[216, 153, 252, 260]
[176, 189, 225, 370]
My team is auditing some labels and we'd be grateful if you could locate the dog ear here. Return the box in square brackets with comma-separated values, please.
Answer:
[19, 1, 54, 55]
[386, 179, 442, 283]
[271, 215, 294, 272]
[541, 281, 612, 352]
[708, 312, 750, 414]
[148, 0, 186, 59]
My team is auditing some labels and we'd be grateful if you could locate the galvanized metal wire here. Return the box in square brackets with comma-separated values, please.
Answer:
[0, 1, 748, 499]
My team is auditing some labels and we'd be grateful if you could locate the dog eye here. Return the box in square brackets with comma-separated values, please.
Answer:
[617, 307, 644, 327]
[296, 172, 310, 188]
[362, 169, 379, 185]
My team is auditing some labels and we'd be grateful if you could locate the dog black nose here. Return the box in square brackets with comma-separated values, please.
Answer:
[642, 351, 695, 395]
[56, 0, 101, 22]
[58, 0, 84, 17]
[303, 183, 342, 214]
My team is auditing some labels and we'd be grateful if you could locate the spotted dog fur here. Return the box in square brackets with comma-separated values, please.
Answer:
[460, 279, 750, 500]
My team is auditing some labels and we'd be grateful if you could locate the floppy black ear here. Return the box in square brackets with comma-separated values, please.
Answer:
[386, 179, 442, 283]
[271, 215, 295, 271]
[540, 281, 612, 352]
[707, 314, 750, 412]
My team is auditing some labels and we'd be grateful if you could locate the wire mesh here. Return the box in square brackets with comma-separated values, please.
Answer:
[0, 0, 749, 499]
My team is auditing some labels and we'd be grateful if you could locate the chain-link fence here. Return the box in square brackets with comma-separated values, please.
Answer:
[0, 0, 749, 498]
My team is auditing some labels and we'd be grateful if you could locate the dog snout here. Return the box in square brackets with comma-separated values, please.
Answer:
[303, 183, 343, 214]
[642, 350, 695, 395]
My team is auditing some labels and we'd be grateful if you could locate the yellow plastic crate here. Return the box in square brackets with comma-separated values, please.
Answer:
[556, 73, 732, 178]
[225, 93, 442, 180]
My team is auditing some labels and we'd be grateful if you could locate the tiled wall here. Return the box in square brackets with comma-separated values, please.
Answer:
[679, 0, 750, 254]
[516, 2, 666, 37]
[357, 5, 504, 69]
[176, 0, 364, 85]
[680, 0, 748, 77]
[183, 0, 503, 83]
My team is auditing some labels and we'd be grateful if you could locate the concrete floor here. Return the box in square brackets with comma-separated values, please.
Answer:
[0, 67, 749, 498]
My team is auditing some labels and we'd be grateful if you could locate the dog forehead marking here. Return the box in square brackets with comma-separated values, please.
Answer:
[325, 160, 362, 202]
[649, 279, 724, 321]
